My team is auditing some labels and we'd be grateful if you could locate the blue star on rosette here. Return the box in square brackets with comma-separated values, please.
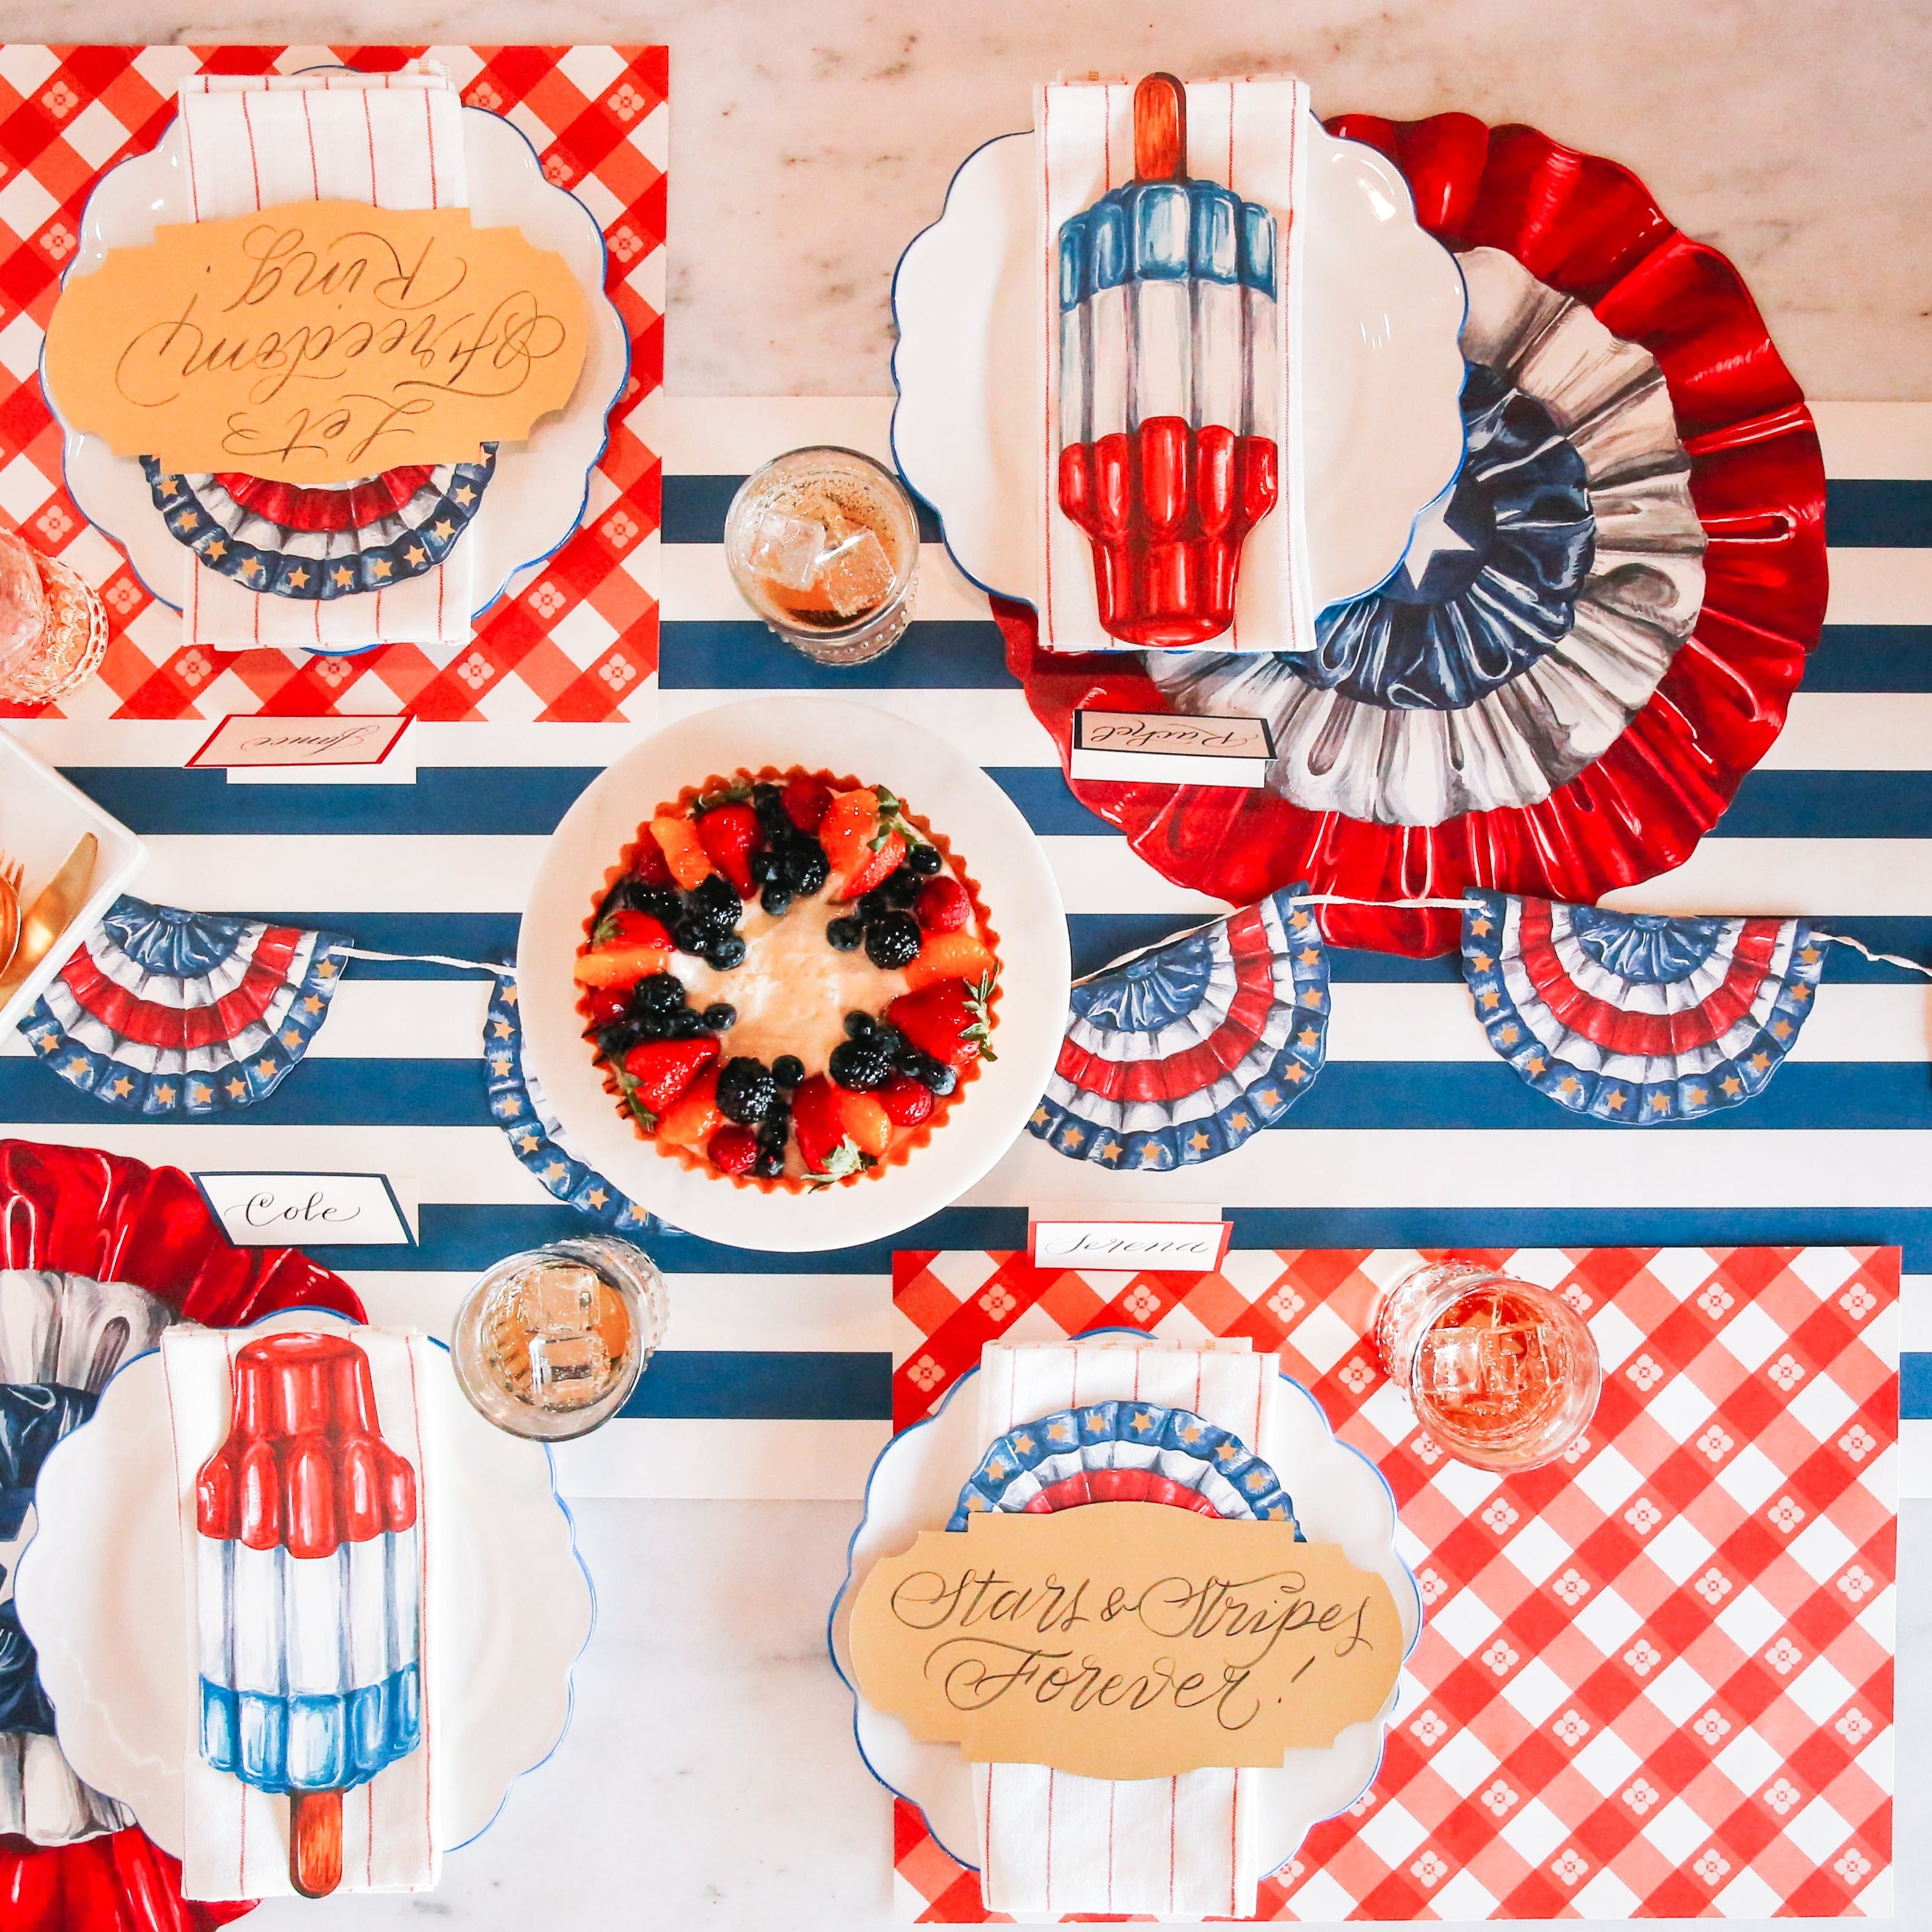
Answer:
[947, 1400, 1296, 1530]
[1028, 884, 1329, 1170]
[1461, 890, 1827, 1123]
[485, 971, 653, 1233]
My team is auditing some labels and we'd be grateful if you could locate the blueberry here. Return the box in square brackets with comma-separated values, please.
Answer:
[668, 1009, 709, 1041]
[825, 917, 864, 953]
[844, 1010, 878, 1039]
[692, 873, 742, 928]
[893, 1040, 927, 1075]
[857, 890, 890, 925]
[593, 1023, 641, 1058]
[925, 1062, 958, 1097]
[906, 841, 943, 876]
[631, 971, 688, 1016]
[780, 841, 829, 896]
[752, 1148, 785, 1179]
[757, 1107, 791, 1149]
[864, 912, 922, 971]
[673, 917, 711, 955]
[881, 868, 923, 907]
[760, 882, 793, 918]
[702, 1003, 737, 1030]
[914, 1052, 949, 1085]
[706, 933, 748, 970]
[750, 848, 781, 885]
[772, 1054, 805, 1088]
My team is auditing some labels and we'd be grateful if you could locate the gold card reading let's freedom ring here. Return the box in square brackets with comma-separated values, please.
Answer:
[849, 1503, 1404, 1780]
[43, 200, 588, 486]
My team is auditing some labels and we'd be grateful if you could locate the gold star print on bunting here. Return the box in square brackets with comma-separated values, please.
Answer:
[1031, 1105, 1050, 1127]
[190, 1081, 212, 1104]
[204, 538, 227, 560]
[1229, 1111, 1251, 1132]
[1649, 1092, 1670, 1113]
[517, 1131, 540, 1152]
[1498, 1024, 1520, 1046]
[1750, 1051, 1771, 1073]
[433, 518, 455, 540]
[64, 1056, 88, 1076]
[1257, 1087, 1279, 1107]
[544, 1162, 567, 1183]
[110, 1076, 133, 1098]
[1283, 1062, 1306, 1083]
[1189, 1128, 1210, 1152]
[303, 995, 324, 1014]
[405, 544, 427, 566]
[454, 485, 475, 506]
[1524, 1054, 1548, 1075]
[155, 1083, 175, 1104]
[226, 1077, 247, 1099]
[502, 983, 519, 1004]
[280, 1028, 303, 1048]
[1605, 1089, 1628, 1111]
[1721, 1074, 1744, 1097]
[372, 558, 393, 580]
[1296, 1027, 1319, 1048]
[1686, 1085, 1708, 1106]
[493, 1017, 514, 1039]
[586, 1189, 608, 1209]
[239, 555, 262, 579]
[1099, 1139, 1122, 1161]
[1470, 915, 1493, 937]
[288, 565, 309, 588]
[254, 1059, 277, 1080]
[333, 565, 354, 587]
[1060, 1124, 1084, 1149]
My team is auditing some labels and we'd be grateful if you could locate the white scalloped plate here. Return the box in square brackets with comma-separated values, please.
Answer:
[828, 1346, 1422, 1880]
[517, 696, 1071, 1255]
[15, 1308, 594, 1857]
[49, 102, 629, 639]
[891, 118, 1467, 615]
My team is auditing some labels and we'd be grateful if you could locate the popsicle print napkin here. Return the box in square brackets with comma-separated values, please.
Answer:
[970, 1336, 1278, 1918]
[161, 1323, 440, 1900]
[175, 63, 476, 655]
[1035, 77, 1314, 656]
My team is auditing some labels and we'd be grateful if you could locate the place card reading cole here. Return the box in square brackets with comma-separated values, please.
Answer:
[194, 1172, 414, 1247]
[1069, 709, 1275, 787]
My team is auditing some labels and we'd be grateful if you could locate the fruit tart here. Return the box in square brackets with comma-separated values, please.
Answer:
[572, 769, 1000, 1189]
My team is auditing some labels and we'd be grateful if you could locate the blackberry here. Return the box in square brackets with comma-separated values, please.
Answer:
[825, 917, 864, 952]
[668, 1009, 710, 1041]
[752, 1148, 785, 1180]
[749, 848, 781, 885]
[881, 867, 923, 908]
[594, 878, 638, 924]
[760, 882, 793, 918]
[751, 782, 783, 816]
[702, 1003, 737, 1031]
[593, 1022, 641, 1059]
[772, 1054, 805, 1089]
[857, 890, 890, 925]
[872, 1023, 907, 1056]
[630, 1015, 669, 1044]
[706, 932, 749, 970]
[829, 1036, 893, 1091]
[673, 917, 712, 955]
[844, 1010, 878, 1039]
[631, 972, 688, 1017]
[757, 1107, 791, 1149]
[780, 840, 830, 896]
[864, 913, 922, 971]
[692, 873, 742, 929]
[906, 841, 943, 876]
[716, 1056, 778, 1125]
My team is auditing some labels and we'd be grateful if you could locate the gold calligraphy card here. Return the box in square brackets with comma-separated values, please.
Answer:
[849, 1503, 1404, 1780]
[43, 200, 588, 485]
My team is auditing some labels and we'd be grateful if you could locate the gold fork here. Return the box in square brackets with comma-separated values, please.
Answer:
[0, 853, 22, 975]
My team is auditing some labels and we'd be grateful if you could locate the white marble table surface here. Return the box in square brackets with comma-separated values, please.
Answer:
[2, 2, 1923, 1924]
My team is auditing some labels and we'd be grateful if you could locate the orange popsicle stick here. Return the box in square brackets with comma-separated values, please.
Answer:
[290, 1788, 344, 1898]
[1133, 72, 1186, 182]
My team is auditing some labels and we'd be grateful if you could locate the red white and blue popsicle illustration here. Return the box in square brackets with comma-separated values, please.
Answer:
[1055, 73, 1281, 647]
[194, 1332, 422, 1898]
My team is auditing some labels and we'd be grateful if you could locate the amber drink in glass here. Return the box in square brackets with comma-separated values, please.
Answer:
[1374, 1259, 1600, 1471]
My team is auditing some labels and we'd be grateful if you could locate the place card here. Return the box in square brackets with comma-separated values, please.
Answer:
[194, 1172, 415, 1247]
[188, 714, 413, 775]
[1069, 708, 1275, 787]
[1031, 1213, 1231, 1271]
[849, 1503, 1403, 1778]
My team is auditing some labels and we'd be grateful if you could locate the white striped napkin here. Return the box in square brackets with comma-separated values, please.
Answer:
[971, 1335, 1278, 1918]
[1035, 77, 1313, 657]
[174, 64, 475, 654]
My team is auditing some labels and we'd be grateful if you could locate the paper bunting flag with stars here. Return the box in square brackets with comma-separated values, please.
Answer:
[484, 972, 652, 1233]
[1461, 891, 1826, 1122]
[1027, 883, 1330, 1169]
[22, 896, 351, 1115]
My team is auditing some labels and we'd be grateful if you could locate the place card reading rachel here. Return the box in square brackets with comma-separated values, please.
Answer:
[1069, 709, 1275, 787]
[850, 1503, 1403, 1779]
[1031, 1216, 1231, 1270]
[188, 714, 412, 770]
[194, 1172, 414, 1247]
[45, 200, 587, 485]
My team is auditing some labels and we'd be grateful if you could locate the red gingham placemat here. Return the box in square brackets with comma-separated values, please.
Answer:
[0, 43, 662, 722]
[888, 1247, 1897, 1920]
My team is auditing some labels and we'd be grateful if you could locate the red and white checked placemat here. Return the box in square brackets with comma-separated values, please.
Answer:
[0, 43, 662, 722]
[888, 1247, 1897, 1920]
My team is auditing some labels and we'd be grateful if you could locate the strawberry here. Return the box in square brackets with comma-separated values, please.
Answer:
[585, 984, 632, 1029]
[903, 931, 996, 992]
[819, 789, 879, 875]
[914, 875, 970, 932]
[629, 832, 674, 887]
[620, 1037, 718, 1124]
[697, 801, 760, 899]
[649, 814, 713, 890]
[838, 829, 905, 902]
[837, 1089, 893, 1158]
[876, 1072, 934, 1127]
[888, 973, 997, 1067]
[706, 1125, 760, 1175]
[574, 910, 674, 988]
[782, 775, 833, 832]
[657, 1067, 725, 1148]
[791, 1073, 861, 1181]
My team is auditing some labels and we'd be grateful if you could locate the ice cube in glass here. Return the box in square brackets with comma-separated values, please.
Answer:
[817, 528, 894, 618]
[746, 509, 828, 590]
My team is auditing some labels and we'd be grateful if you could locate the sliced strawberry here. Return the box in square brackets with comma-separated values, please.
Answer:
[621, 1037, 719, 1118]
[782, 775, 833, 832]
[657, 1067, 725, 1148]
[707, 1125, 760, 1175]
[835, 1089, 893, 1157]
[914, 875, 970, 932]
[838, 828, 905, 902]
[792, 1074, 854, 1175]
[903, 931, 996, 992]
[585, 984, 632, 1029]
[888, 974, 997, 1067]
[650, 814, 713, 890]
[818, 789, 879, 875]
[697, 801, 760, 899]
[876, 1072, 935, 1127]
[574, 910, 675, 988]
[629, 833, 674, 887]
